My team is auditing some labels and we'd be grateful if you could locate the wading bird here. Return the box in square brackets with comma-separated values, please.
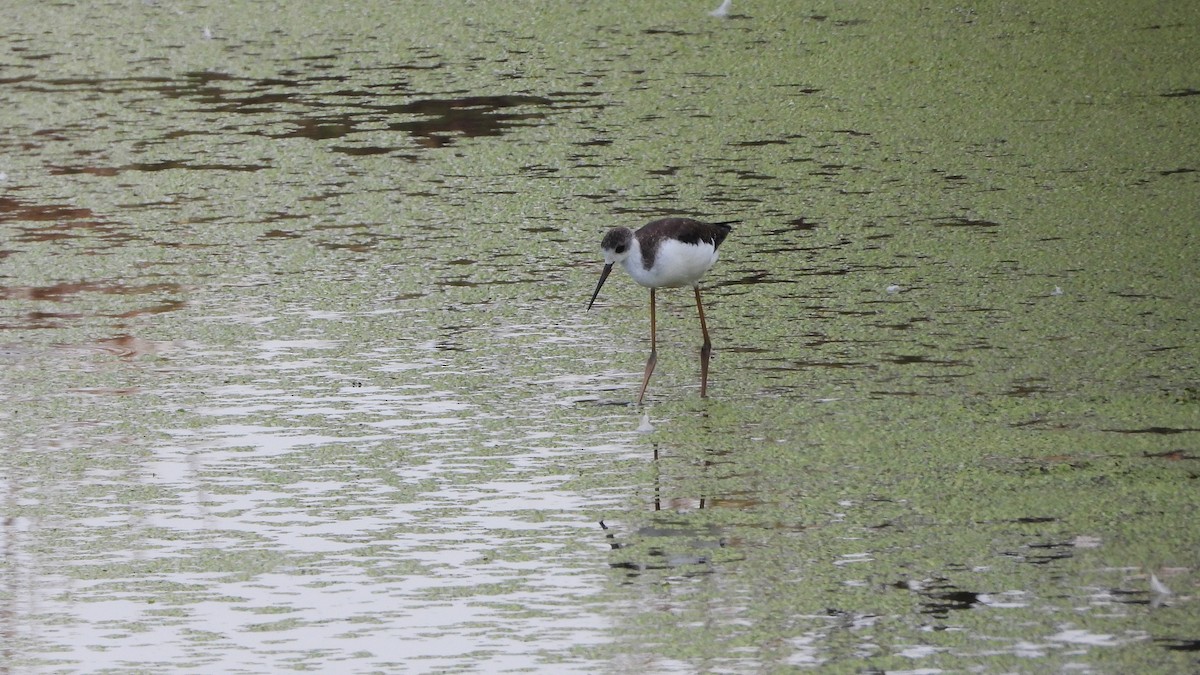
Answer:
[587, 217, 732, 404]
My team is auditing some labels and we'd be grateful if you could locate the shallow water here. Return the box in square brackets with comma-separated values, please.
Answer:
[2, 1, 1198, 672]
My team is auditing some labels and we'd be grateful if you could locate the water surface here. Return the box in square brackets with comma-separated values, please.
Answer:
[2, 1, 1198, 672]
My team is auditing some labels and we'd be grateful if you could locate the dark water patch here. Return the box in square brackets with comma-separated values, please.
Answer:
[576, 190, 627, 207]
[830, 128, 872, 137]
[348, 59, 446, 76]
[144, 69, 365, 113]
[378, 94, 595, 145]
[1144, 345, 1185, 354]
[62, 334, 171, 359]
[111, 299, 186, 319]
[716, 271, 782, 287]
[1002, 541, 1074, 566]
[782, 155, 816, 166]
[260, 228, 300, 239]
[298, 187, 358, 203]
[0, 196, 97, 223]
[115, 196, 202, 211]
[946, 338, 1005, 353]
[276, 119, 358, 140]
[1111, 289, 1173, 300]
[49, 160, 271, 175]
[307, 221, 407, 254]
[1142, 449, 1199, 461]
[44, 165, 121, 177]
[1156, 167, 1195, 176]
[11, 74, 178, 96]
[1157, 639, 1200, 651]
[725, 168, 775, 181]
[17, 71, 603, 154]
[1004, 377, 1054, 397]
[0, 311, 82, 330]
[933, 216, 1003, 228]
[893, 576, 974, 605]
[0, 307, 183, 330]
[874, 316, 932, 330]
[1105, 426, 1200, 435]
[0, 74, 37, 85]
[882, 353, 968, 367]
[730, 138, 790, 147]
[1109, 587, 1153, 606]
[1160, 88, 1200, 98]
[726, 345, 772, 355]
[641, 28, 695, 37]
[810, 163, 848, 177]
[774, 84, 822, 95]
[938, 304, 1010, 316]
[762, 358, 871, 372]
[0, 280, 185, 329]
[788, 216, 820, 231]
[920, 587, 984, 618]
[0, 281, 181, 302]
[519, 163, 562, 178]
[331, 144, 398, 156]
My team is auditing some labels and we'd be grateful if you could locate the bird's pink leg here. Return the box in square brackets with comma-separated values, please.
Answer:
[695, 287, 712, 398]
[638, 288, 657, 405]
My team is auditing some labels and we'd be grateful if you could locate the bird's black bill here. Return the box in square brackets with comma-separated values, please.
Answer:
[587, 263, 613, 310]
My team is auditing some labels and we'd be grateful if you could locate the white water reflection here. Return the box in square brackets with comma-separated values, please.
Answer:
[35, 564, 610, 672]
[1, 320, 641, 672]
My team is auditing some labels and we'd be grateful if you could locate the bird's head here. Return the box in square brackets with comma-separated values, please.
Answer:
[588, 227, 635, 310]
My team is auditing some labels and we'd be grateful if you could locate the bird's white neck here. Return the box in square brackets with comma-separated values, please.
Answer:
[621, 238, 646, 274]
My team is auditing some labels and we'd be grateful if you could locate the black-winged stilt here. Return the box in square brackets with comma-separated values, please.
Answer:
[587, 217, 733, 404]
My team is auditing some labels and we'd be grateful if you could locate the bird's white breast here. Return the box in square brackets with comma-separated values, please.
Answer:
[623, 238, 719, 288]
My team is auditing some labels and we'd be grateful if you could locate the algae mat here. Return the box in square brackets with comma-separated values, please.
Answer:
[2, 1, 1197, 672]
